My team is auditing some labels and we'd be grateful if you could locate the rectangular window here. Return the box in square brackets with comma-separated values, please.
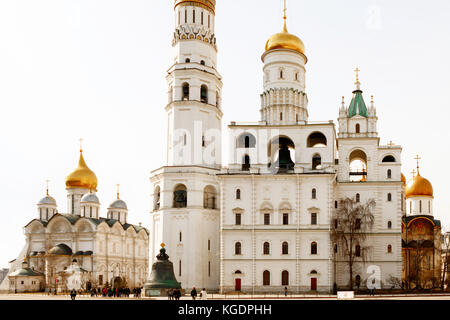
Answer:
[264, 213, 270, 225]
[355, 218, 361, 230]
[179, 260, 182, 277]
[208, 239, 211, 251]
[99, 275, 103, 286]
[283, 213, 289, 225]
[208, 261, 211, 277]
[235, 214, 242, 226]
[208, 15, 210, 28]
[311, 213, 317, 225]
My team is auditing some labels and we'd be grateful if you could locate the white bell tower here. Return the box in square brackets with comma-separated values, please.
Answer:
[149, 0, 222, 292]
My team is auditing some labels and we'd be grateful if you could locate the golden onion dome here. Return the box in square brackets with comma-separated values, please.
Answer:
[405, 172, 433, 199]
[265, 21, 305, 55]
[65, 151, 98, 191]
[174, 0, 215, 13]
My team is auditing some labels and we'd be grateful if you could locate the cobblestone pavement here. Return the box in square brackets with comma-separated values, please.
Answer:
[2, 293, 450, 300]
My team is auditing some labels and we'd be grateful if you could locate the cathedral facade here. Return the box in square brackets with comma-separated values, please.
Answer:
[148, 0, 421, 293]
[0, 150, 149, 293]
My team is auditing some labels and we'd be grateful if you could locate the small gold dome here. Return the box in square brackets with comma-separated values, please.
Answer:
[65, 151, 98, 191]
[265, 22, 305, 55]
[405, 173, 433, 199]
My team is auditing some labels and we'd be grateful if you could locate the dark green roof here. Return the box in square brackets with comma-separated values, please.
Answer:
[348, 90, 367, 118]
[9, 268, 45, 277]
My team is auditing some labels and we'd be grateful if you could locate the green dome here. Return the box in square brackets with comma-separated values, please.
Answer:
[348, 89, 367, 118]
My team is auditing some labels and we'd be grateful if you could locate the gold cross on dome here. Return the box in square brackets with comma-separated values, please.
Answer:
[355, 67, 360, 82]
[414, 154, 421, 170]
[79, 138, 84, 152]
[46, 179, 50, 196]
[116, 184, 120, 200]
[283, 0, 287, 20]
[388, 141, 394, 146]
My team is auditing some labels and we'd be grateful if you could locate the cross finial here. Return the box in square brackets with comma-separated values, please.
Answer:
[79, 138, 83, 153]
[46, 179, 50, 196]
[414, 154, 421, 174]
[283, 0, 287, 20]
[355, 67, 360, 82]
[388, 141, 394, 146]
[116, 184, 120, 200]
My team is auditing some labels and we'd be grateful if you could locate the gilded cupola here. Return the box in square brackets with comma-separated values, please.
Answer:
[65, 149, 98, 192]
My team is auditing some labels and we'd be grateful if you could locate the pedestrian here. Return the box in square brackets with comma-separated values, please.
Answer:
[191, 287, 197, 300]
[284, 286, 288, 297]
[168, 288, 173, 300]
[70, 288, 77, 300]
[175, 289, 181, 300]
[200, 288, 207, 300]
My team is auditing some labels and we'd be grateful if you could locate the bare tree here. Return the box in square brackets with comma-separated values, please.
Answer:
[410, 240, 429, 289]
[331, 197, 375, 290]
[387, 275, 402, 289]
[441, 233, 450, 290]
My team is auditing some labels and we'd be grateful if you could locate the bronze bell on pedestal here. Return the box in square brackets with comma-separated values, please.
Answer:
[272, 144, 295, 173]
[144, 244, 181, 296]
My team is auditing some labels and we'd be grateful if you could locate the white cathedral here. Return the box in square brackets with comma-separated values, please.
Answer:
[149, 0, 405, 293]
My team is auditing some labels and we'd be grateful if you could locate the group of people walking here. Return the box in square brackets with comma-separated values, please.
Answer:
[167, 287, 208, 300]
[191, 287, 208, 300]
[167, 288, 182, 300]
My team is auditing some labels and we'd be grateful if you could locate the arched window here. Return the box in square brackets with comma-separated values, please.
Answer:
[280, 70, 283, 79]
[203, 186, 217, 209]
[356, 193, 360, 202]
[282, 242, 289, 255]
[263, 270, 270, 286]
[387, 244, 392, 253]
[200, 85, 208, 103]
[420, 200, 422, 213]
[185, 9, 187, 23]
[312, 189, 317, 199]
[179, 231, 182, 242]
[388, 221, 392, 229]
[263, 242, 270, 255]
[173, 184, 187, 208]
[154, 186, 161, 210]
[200, 60, 205, 66]
[245, 136, 250, 148]
[185, 58, 190, 63]
[282, 271, 289, 286]
[311, 242, 317, 255]
[236, 189, 241, 200]
[387, 169, 392, 179]
[387, 193, 392, 202]
[237, 133, 256, 148]
[182, 83, 190, 100]
[242, 155, 250, 171]
[235, 242, 242, 255]
[192, 9, 195, 23]
[335, 201, 338, 209]
[307, 132, 327, 147]
[355, 245, 361, 257]
[280, 112, 283, 121]
[201, 11, 204, 25]
[382, 155, 396, 163]
[312, 154, 322, 170]
[355, 124, 360, 133]
[428, 201, 431, 213]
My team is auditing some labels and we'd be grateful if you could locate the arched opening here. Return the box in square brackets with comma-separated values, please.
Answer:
[185, 58, 191, 63]
[153, 186, 160, 211]
[349, 149, 367, 182]
[280, 112, 283, 121]
[355, 275, 361, 288]
[235, 242, 242, 255]
[203, 185, 217, 209]
[263, 270, 270, 286]
[282, 271, 289, 286]
[200, 85, 208, 104]
[311, 242, 317, 255]
[387, 193, 392, 202]
[356, 193, 360, 202]
[307, 132, 327, 148]
[242, 155, 250, 171]
[312, 188, 317, 199]
[236, 189, 241, 200]
[355, 124, 360, 134]
[268, 136, 295, 173]
[388, 221, 392, 229]
[263, 242, 270, 255]
[173, 184, 187, 208]
[387, 169, 392, 179]
[387, 245, 392, 253]
[382, 155, 396, 163]
[282, 242, 289, 255]
[200, 60, 205, 66]
[237, 133, 256, 148]
[182, 82, 190, 100]
[312, 154, 322, 170]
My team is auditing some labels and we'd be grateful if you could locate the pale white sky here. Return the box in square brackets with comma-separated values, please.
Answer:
[0, 0, 449, 267]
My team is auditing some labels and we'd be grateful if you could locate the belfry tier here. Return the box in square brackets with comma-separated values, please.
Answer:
[260, 17, 309, 125]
